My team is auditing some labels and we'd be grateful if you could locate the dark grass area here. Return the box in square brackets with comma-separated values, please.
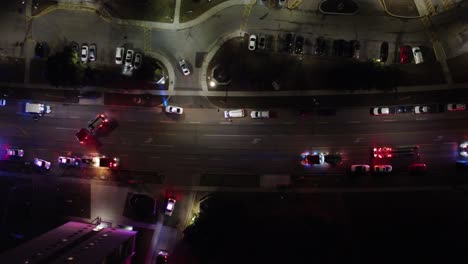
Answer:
[104, 0, 175, 23]
[206, 88, 468, 109]
[447, 52, 468, 83]
[29, 59, 48, 84]
[32, 0, 58, 16]
[181, 191, 468, 263]
[0, 58, 24, 83]
[179, 0, 229, 23]
[208, 38, 446, 92]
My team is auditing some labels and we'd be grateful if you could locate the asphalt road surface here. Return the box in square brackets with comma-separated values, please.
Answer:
[0, 98, 466, 187]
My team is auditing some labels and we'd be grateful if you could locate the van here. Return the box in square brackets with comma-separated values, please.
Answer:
[224, 109, 245, 118]
[412, 47, 423, 64]
[115, 47, 124, 64]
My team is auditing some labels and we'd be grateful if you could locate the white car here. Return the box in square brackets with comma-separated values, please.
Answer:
[80, 44, 88, 63]
[371, 107, 391, 115]
[373, 165, 392, 174]
[88, 43, 97, 62]
[125, 49, 134, 67]
[34, 158, 51, 170]
[134, 53, 142, 69]
[165, 198, 176, 216]
[414, 105, 429, 114]
[460, 142, 468, 157]
[115, 47, 124, 64]
[5, 148, 24, 158]
[248, 35, 257, 51]
[250, 110, 270, 119]
[179, 60, 190, 76]
[447, 103, 466, 111]
[58, 156, 80, 167]
[350, 164, 370, 173]
[165, 105, 183, 115]
[412, 47, 423, 64]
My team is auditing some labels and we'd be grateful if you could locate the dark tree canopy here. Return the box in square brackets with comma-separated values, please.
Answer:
[45, 47, 84, 87]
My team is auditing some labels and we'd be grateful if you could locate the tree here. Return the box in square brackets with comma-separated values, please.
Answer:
[45, 47, 84, 87]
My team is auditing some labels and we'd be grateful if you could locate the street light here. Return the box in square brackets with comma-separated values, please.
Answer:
[209, 80, 217, 88]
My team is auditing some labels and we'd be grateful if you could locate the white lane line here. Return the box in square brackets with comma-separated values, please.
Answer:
[416, 118, 428, 121]
[204, 134, 264, 137]
[219, 122, 231, 124]
[282, 122, 296, 125]
[208, 146, 250, 149]
[141, 144, 174, 148]
[56, 127, 76, 130]
[127, 119, 137, 122]
[383, 120, 396, 122]
[252, 122, 264, 125]
[70, 116, 80, 119]
[36, 148, 47, 151]
[348, 121, 361, 124]
[184, 157, 198, 160]
[160, 120, 176, 124]
[189, 121, 201, 124]
[150, 156, 160, 159]
[316, 122, 329, 124]
[209, 157, 222, 160]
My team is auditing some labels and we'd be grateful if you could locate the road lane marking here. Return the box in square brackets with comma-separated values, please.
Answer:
[316, 122, 329, 124]
[219, 122, 232, 124]
[416, 118, 428, 121]
[56, 127, 77, 130]
[150, 156, 160, 159]
[208, 146, 250, 149]
[383, 120, 396, 122]
[189, 121, 201, 124]
[282, 122, 296, 125]
[204, 134, 264, 137]
[184, 157, 198, 160]
[127, 119, 137, 122]
[209, 157, 222, 160]
[36, 148, 47, 151]
[70, 116, 80, 119]
[141, 144, 174, 148]
[348, 121, 361, 124]
[160, 120, 176, 124]
[252, 122, 264, 125]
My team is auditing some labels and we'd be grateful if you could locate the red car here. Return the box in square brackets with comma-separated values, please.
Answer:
[399, 46, 411, 64]
[373, 147, 393, 159]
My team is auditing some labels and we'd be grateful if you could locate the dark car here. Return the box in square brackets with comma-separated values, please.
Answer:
[333, 39, 345, 56]
[380, 42, 389, 62]
[284, 33, 294, 53]
[258, 35, 266, 50]
[294, 35, 304, 54]
[87, 113, 109, 135]
[315, 37, 326, 55]
[396, 106, 414, 114]
[34, 42, 46, 58]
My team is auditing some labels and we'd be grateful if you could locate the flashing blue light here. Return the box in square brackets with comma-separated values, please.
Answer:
[163, 98, 169, 107]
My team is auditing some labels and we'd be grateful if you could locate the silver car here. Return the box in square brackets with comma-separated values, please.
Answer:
[88, 43, 97, 62]
[125, 49, 134, 67]
[80, 44, 88, 63]
[179, 60, 190, 76]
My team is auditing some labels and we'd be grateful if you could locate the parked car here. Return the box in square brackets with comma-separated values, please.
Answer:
[165, 197, 176, 216]
[408, 163, 427, 175]
[373, 165, 392, 174]
[250, 110, 270, 119]
[412, 46, 423, 64]
[88, 43, 97, 62]
[301, 152, 325, 165]
[350, 164, 370, 174]
[34, 158, 51, 170]
[124, 49, 134, 67]
[258, 35, 266, 50]
[134, 53, 142, 69]
[371, 107, 392, 115]
[165, 105, 183, 115]
[460, 142, 468, 157]
[248, 34, 257, 51]
[115, 47, 124, 64]
[284, 33, 294, 53]
[294, 35, 304, 54]
[396, 106, 414, 114]
[80, 44, 89, 63]
[315, 37, 326, 55]
[414, 105, 430, 114]
[399, 45, 411, 64]
[5, 148, 24, 158]
[179, 59, 190, 75]
[447, 103, 465, 111]
[58, 156, 80, 167]
[224, 109, 245, 118]
[380, 42, 389, 62]
[87, 113, 109, 134]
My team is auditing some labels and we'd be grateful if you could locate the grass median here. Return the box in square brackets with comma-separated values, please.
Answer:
[180, 0, 230, 23]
